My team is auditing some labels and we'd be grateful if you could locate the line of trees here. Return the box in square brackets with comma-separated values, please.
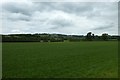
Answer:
[86, 32, 111, 41]
[2, 32, 119, 42]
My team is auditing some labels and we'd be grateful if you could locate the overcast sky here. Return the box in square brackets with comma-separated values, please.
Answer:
[1, 0, 118, 35]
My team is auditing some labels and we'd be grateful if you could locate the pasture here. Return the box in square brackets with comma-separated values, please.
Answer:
[2, 41, 118, 78]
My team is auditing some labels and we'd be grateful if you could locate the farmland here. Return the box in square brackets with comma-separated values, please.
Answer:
[2, 41, 118, 78]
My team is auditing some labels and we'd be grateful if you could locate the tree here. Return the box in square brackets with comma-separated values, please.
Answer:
[92, 34, 95, 40]
[101, 33, 109, 41]
[86, 32, 92, 41]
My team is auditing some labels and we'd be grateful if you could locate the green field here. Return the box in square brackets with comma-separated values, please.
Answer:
[2, 41, 118, 78]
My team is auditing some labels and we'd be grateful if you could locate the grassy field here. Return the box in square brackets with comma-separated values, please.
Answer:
[2, 41, 118, 78]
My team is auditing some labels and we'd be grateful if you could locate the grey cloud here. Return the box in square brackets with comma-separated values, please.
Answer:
[3, 2, 116, 19]
[35, 2, 117, 19]
[35, 2, 56, 11]
[36, 2, 94, 15]
[49, 19, 73, 29]
[2, 2, 34, 16]
[60, 3, 94, 14]
[93, 23, 114, 30]
[7, 13, 31, 21]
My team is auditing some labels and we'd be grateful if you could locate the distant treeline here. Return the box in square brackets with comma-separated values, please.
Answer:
[2, 32, 120, 42]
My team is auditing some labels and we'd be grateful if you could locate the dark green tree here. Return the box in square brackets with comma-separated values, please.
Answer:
[86, 32, 92, 41]
[92, 34, 95, 40]
[101, 33, 109, 41]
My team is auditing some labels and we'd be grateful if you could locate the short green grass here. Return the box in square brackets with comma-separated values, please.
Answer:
[2, 41, 118, 78]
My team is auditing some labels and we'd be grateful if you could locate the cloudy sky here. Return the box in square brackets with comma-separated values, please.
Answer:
[1, 0, 118, 35]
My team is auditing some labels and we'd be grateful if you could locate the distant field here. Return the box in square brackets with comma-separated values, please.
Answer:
[2, 41, 118, 78]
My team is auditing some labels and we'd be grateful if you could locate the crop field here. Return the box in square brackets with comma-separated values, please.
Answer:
[2, 41, 118, 78]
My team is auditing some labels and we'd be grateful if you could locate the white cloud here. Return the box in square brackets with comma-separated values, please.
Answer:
[1, 1, 118, 35]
